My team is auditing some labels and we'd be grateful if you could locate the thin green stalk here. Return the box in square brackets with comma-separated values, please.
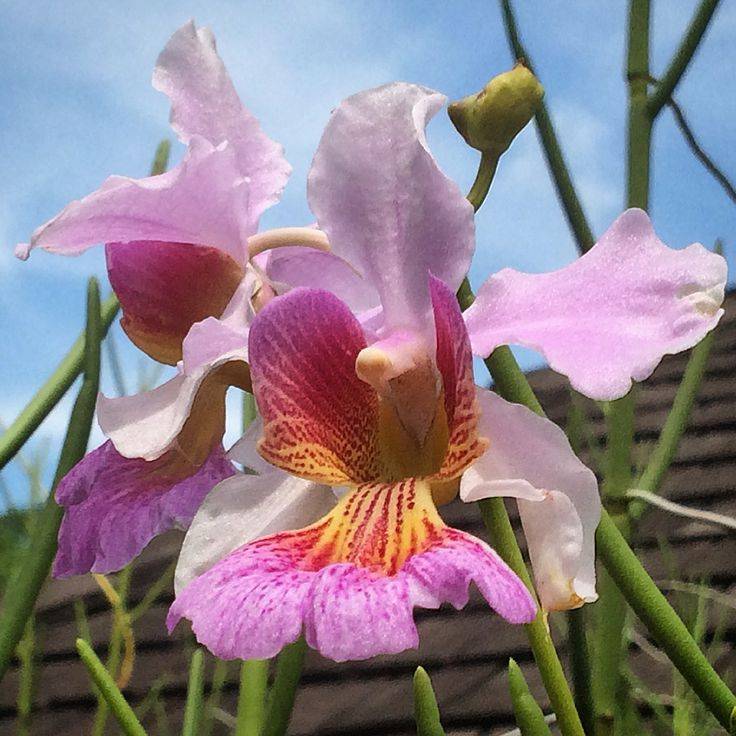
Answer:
[594, 3, 652, 729]
[203, 659, 230, 736]
[467, 152, 499, 212]
[0, 138, 170, 472]
[633, 328, 715, 505]
[646, 0, 721, 118]
[235, 659, 269, 736]
[0, 278, 102, 684]
[478, 498, 585, 736]
[182, 649, 206, 736]
[567, 608, 595, 736]
[597, 509, 736, 733]
[15, 617, 36, 736]
[263, 638, 307, 736]
[508, 658, 553, 735]
[0, 294, 118, 471]
[76, 639, 147, 736]
[413, 666, 446, 736]
[498, 0, 595, 253]
[458, 155, 583, 736]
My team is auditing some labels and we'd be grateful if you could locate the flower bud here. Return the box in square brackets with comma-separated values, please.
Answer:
[448, 62, 544, 155]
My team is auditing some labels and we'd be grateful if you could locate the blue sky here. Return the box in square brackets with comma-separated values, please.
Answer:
[1, 1, 734, 505]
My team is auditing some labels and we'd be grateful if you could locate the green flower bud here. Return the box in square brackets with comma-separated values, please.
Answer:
[448, 62, 544, 155]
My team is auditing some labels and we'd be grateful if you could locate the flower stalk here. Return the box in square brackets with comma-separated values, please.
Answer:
[263, 638, 307, 736]
[508, 658, 553, 735]
[182, 649, 206, 736]
[235, 659, 270, 736]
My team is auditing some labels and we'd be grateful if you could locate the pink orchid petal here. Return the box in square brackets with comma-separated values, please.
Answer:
[461, 388, 600, 610]
[307, 83, 474, 347]
[54, 441, 234, 577]
[98, 344, 248, 462]
[168, 479, 534, 661]
[430, 276, 487, 479]
[106, 240, 245, 365]
[266, 246, 380, 314]
[174, 470, 336, 593]
[249, 287, 382, 484]
[153, 21, 290, 231]
[465, 209, 727, 400]
[21, 136, 250, 262]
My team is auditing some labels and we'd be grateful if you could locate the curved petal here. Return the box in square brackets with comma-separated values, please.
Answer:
[98, 343, 249, 463]
[249, 287, 382, 484]
[168, 478, 534, 661]
[227, 415, 273, 474]
[465, 209, 727, 400]
[54, 441, 234, 577]
[266, 246, 380, 314]
[307, 82, 475, 347]
[174, 470, 337, 593]
[460, 388, 599, 610]
[153, 21, 290, 230]
[18, 136, 251, 262]
[106, 241, 244, 365]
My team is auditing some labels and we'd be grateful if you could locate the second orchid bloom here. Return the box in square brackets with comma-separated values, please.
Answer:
[19, 22, 726, 661]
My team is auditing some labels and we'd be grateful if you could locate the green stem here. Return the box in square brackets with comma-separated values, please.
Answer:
[15, 616, 36, 736]
[484, 347, 543, 414]
[0, 278, 102, 684]
[498, 0, 595, 254]
[479, 499, 585, 736]
[634, 328, 715, 502]
[76, 639, 147, 736]
[0, 294, 118, 471]
[467, 152, 499, 212]
[263, 638, 307, 736]
[235, 659, 269, 736]
[508, 658, 553, 735]
[413, 666, 446, 736]
[567, 608, 595, 736]
[597, 509, 736, 733]
[0, 138, 171, 472]
[202, 659, 230, 736]
[182, 649, 206, 736]
[646, 0, 721, 118]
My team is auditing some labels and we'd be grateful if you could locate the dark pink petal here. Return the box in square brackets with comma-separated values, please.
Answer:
[153, 21, 290, 231]
[106, 241, 244, 364]
[465, 209, 727, 400]
[248, 287, 382, 484]
[53, 441, 235, 577]
[307, 83, 474, 347]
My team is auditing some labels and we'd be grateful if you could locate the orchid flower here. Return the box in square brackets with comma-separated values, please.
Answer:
[167, 83, 610, 664]
[169, 82, 725, 648]
[16, 22, 329, 576]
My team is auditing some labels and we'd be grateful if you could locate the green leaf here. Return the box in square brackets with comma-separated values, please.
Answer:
[413, 666, 445, 736]
[508, 658, 553, 735]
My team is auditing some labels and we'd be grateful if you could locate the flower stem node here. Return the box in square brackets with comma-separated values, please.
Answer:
[448, 62, 544, 155]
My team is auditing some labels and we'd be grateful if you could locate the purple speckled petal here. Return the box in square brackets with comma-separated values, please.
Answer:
[465, 209, 727, 400]
[168, 480, 534, 662]
[54, 441, 235, 577]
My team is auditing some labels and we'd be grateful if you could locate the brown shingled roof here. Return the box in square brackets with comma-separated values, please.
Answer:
[3, 293, 735, 736]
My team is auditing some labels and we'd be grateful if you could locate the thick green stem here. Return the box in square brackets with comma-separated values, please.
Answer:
[498, 0, 595, 254]
[597, 509, 736, 733]
[646, 0, 721, 118]
[0, 279, 102, 684]
[263, 638, 307, 736]
[235, 659, 270, 736]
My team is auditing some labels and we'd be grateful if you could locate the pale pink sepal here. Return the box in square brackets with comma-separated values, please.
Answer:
[461, 388, 600, 610]
[465, 209, 726, 400]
